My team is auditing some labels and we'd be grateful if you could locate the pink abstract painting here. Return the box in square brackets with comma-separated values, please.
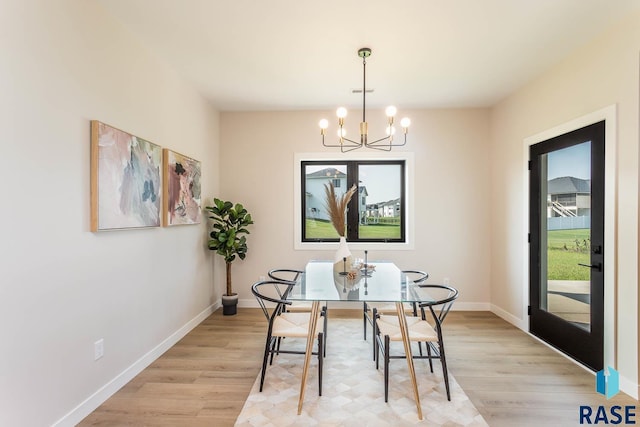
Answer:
[163, 149, 202, 226]
[90, 121, 162, 231]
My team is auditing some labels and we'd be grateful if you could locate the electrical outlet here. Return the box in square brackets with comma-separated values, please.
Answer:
[94, 339, 104, 360]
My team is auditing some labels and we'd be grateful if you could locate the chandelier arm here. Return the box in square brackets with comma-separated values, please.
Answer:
[366, 135, 391, 145]
[365, 144, 393, 152]
[322, 134, 363, 148]
[340, 143, 365, 153]
[366, 133, 408, 147]
[340, 136, 363, 145]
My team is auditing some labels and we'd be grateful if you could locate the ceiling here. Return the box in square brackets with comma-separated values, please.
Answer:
[97, 0, 640, 112]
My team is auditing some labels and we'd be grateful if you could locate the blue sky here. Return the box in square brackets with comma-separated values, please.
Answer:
[358, 164, 400, 202]
[547, 141, 591, 180]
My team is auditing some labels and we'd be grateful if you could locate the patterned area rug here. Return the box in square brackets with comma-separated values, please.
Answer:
[235, 318, 488, 426]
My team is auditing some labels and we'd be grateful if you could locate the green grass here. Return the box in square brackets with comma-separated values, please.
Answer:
[305, 219, 400, 240]
[547, 228, 590, 280]
[359, 224, 400, 239]
[305, 220, 339, 239]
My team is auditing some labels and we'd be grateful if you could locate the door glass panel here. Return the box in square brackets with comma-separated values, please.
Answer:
[539, 142, 591, 331]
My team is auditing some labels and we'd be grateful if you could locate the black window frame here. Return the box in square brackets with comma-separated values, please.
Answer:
[301, 159, 406, 243]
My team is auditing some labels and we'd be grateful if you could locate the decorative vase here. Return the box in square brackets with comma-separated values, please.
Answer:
[334, 236, 353, 273]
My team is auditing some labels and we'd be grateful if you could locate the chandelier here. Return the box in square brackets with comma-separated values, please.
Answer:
[319, 47, 410, 152]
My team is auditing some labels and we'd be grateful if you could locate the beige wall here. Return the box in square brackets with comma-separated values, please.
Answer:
[0, 1, 220, 425]
[490, 11, 640, 396]
[219, 109, 492, 309]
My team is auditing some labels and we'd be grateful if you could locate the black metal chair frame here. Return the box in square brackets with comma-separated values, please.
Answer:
[374, 284, 458, 402]
[251, 279, 325, 395]
[267, 268, 304, 288]
[363, 270, 428, 359]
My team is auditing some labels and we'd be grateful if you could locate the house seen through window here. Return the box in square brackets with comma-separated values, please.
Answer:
[301, 160, 405, 242]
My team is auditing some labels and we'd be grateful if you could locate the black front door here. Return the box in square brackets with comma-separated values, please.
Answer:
[529, 120, 605, 371]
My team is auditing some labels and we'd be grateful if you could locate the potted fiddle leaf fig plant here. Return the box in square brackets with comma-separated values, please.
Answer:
[206, 198, 254, 315]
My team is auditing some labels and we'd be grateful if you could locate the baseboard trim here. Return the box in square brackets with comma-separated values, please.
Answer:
[619, 373, 640, 400]
[490, 303, 527, 330]
[52, 304, 217, 427]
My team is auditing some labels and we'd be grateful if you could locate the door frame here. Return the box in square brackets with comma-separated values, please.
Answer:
[522, 105, 617, 369]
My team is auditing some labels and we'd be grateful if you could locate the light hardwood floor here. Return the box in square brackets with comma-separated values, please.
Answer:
[79, 309, 636, 426]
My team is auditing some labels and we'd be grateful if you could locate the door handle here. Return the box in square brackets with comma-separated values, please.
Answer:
[578, 262, 602, 272]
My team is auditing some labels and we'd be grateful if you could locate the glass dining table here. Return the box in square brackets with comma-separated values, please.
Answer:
[286, 260, 434, 420]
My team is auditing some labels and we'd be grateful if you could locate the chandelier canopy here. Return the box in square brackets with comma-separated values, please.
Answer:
[320, 47, 410, 152]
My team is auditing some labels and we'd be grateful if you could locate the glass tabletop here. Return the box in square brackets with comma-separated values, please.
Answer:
[286, 260, 443, 303]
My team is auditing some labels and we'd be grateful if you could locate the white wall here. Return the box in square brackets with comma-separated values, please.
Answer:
[490, 11, 639, 396]
[0, 1, 220, 426]
[219, 109, 492, 309]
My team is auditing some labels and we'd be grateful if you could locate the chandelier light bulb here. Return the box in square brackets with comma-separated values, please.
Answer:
[400, 117, 411, 128]
[337, 128, 347, 137]
[336, 107, 348, 119]
[319, 119, 329, 129]
[385, 106, 397, 117]
[385, 126, 396, 136]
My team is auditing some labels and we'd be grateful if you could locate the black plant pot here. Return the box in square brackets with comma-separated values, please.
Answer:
[222, 294, 238, 315]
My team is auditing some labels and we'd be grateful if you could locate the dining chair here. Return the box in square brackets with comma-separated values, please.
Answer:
[373, 284, 458, 401]
[251, 279, 326, 395]
[268, 268, 329, 356]
[363, 270, 428, 359]
[267, 268, 308, 311]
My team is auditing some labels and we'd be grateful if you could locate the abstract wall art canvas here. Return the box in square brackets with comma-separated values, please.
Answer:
[163, 149, 202, 226]
[90, 121, 162, 231]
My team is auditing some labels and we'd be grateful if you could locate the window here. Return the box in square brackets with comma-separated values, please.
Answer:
[301, 160, 405, 242]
